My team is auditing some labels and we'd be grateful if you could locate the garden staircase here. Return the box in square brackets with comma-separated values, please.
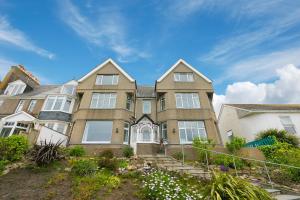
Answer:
[139, 155, 300, 200]
[139, 155, 211, 179]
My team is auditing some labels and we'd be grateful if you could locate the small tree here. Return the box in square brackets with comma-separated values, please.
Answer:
[193, 137, 215, 164]
[226, 136, 246, 154]
[256, 129, 299, 147]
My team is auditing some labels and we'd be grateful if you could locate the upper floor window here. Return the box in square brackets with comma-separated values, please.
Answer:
[15, 100, 25, 113]
[279, 116, 296, 134]
[43, 95, 73, 113]
[178, 121, 207, 144]
[28, 100, 37, 113]
[160, 95, 166, 111]
[96, 75, 119, 85]
[61, 85, 76, 95]
[143, 100, 151, 114]
[126, 94, 133, 111]
[90, 93, 116, 109]
[174, 72, 194, 82]
[4, 80, 26, 96]
[175, 93, 200, 109]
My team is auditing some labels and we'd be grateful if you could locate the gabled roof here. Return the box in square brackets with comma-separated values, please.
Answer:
[1, 111, 36, 122]
[78, 58, 135, 82]
[157, 59, 212, 83]
[134, 114, 157, 125]
[225, 104, 300, 111]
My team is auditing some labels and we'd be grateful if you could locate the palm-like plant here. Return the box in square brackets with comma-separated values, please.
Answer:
[202, 172, 273, 200]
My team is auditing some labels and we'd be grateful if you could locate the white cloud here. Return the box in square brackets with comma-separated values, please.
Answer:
[0, 16, 55, 59]
[213, 64, 300, 116]
[58, 0, 148, 62]
[217, 47, 300, 83]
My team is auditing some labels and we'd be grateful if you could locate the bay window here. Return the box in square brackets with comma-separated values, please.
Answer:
[90, 93, 116, 109]
[175, 93, 200, 108]
[45, 122, 67, 134]
[178, 121, 207, 144]
[43, 96, 73, 113]
[82, 121, 113, 143]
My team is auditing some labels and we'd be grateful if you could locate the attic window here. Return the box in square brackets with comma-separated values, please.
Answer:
[174, 72, 194, 82]
[96, 75, 119, 85]
[61, 85, 76, 95]
[4, 80, 26, 96]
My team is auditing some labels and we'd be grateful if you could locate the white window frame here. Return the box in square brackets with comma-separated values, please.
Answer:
[143, 100, 151, 114]
[95, 75, 119, 85]
[123, 122, 130, 144]
[45, 122, 67, 134]
[0, 122, 29, 137]
[42, 95, 74, 113]
[161, 122, 167, 140]
[27, 100, 37, 113]
[15, 100, 25, 113]
[4, 81, 26, 96]
[160, 95, 166, 111]
[174, 72, 194, 82]
[82, 121, 113, 144]
[61, 84, 76, 96]
[90, 93, 117, 109]
[279, 116, 297, 134]
[175, 93, 200, 109]
[178, 121, 207, 144]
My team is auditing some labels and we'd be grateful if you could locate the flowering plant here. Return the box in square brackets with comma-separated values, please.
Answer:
[141, 169, 202, 200]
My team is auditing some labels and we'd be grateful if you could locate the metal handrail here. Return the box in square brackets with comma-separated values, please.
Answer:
[190, 145, 300, 170]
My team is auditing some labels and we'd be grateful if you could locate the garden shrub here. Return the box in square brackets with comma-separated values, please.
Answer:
[193, 137, 215, 164]
[0, 135, 28, 161]
[117, 159, 128, 169]
[68, 146, 86, 157]
[98, 157, 118, 171]
[202, 172, 273, 200]
[259, 142, 300, 182]
[122, 146, 133, 158]
[99, 150, 114, 159]
[72, 159, 97, 176]
[256, 129, 299, 147]
[30, 140, 64, 166]
[226, 136, 246, 154]
[172, 152, 183, 160]
[72, 170, 120, 200]
[213, 154, 245, 169]
[0, 160, 9, 174]
[141, 169, 202, 200]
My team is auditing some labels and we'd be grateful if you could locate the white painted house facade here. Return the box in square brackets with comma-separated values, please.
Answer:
[218, 104, 300, 144]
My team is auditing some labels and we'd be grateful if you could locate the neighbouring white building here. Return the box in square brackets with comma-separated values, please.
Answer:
[218, 104, 300, 144]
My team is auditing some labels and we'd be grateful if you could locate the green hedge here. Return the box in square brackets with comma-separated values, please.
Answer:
[0, 135, 29, 162]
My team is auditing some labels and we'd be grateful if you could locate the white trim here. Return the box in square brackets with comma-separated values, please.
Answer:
[157, 59, 212, 83]
[78, 58, 135, 82]
[1, 111, 36, 121]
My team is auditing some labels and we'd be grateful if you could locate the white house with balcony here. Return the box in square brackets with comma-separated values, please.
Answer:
[218, 104, 300, 144]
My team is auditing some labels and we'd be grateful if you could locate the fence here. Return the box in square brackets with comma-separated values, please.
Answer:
[179, 144, 300, 189]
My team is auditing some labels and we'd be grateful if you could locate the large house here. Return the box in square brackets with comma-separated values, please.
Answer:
[218, 104, 300, 144]
[0, 59, 221, 155]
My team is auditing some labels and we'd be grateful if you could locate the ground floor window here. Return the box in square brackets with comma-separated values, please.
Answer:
[160, 122, 167, 140]
[124, 122, 130, 144]
[0, 121, 29, 137]
[178, 121, 207, 144]
[82, 121, 113, 143]
[45, 122, 67, 134]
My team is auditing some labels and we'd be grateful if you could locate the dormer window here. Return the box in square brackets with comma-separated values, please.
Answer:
[61, 85, 76, 95]
[4, 80, 26, 96]
[43, 95, 74, 113]
[174, 72, 194, 82]
[96, 75, 119, 85]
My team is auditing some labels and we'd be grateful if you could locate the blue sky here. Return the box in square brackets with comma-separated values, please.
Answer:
[1, 0, 300, 102]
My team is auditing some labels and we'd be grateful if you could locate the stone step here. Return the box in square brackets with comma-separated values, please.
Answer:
[265, 189, 281, 196]
[184, 169, 207, 174]
[157, 163, 184, 168]
[275, 195, 300, 200]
